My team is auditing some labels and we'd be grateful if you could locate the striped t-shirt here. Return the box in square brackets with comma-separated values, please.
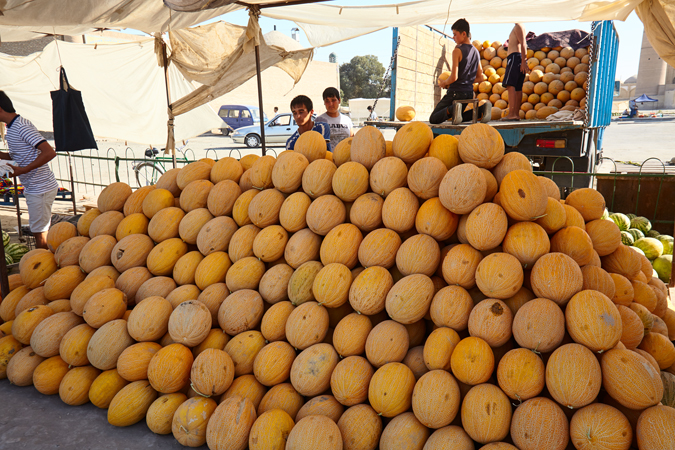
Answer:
[6, 115, 59, 195]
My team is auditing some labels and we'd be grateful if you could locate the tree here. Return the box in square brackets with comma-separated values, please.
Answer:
[340, 55, 390, 102]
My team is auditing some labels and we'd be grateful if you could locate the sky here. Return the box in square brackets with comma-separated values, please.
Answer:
[207, 4, 645, 83]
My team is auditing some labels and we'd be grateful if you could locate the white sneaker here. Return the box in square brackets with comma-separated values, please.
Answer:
[480, 101, 492, 123]
[452, 102, 463, 125]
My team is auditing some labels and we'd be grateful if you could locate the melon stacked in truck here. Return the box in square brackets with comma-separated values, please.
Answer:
[471, 40, 590, 121]
[1, 122, 675, 450]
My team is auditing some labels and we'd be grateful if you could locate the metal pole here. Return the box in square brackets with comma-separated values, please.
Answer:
[12, 176, 22, 240]
[0, 219, 9, 298]
[67, 152, 77, 214]
[254, 45, 267, 156]
[161, 38, 177, 169]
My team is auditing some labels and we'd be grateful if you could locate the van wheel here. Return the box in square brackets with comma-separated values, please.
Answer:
[220, 128, 230, 137]
[245, 134, 261, 148]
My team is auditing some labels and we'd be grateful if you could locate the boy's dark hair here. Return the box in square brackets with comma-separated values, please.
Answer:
[0, 91, 16, 113]
[291, 95, 313, 111]
[452, 18, 470, 38]
[322, 87, 340, 101]
[367, 106, 372, 111]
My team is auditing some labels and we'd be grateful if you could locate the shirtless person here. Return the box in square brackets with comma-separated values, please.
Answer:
[502, 23, 530, 121]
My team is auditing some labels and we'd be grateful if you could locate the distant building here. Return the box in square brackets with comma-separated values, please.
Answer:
[633, 32, 675, 110]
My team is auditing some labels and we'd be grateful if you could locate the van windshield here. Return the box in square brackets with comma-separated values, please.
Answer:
[251, 109, 260, 121]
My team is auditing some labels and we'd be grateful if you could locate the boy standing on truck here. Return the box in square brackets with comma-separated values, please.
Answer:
[286, 95, 331, 151]
[502, 23, 530, 121]
[315, 87, 353, 150]
[430, 18, 490, 125]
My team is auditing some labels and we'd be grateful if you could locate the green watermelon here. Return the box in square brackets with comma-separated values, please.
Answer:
[646, 230, 660, 238]
[2, 230, 9, 247]
[610, 213, 631, 231]
[627, 228, 644, 242]
[621, 231, 634, 246]
[634, 237, 664, 260]
[601, 208, 609, 220]
[652, 255, 672, 283]
[630, 216, 652, 235]
[5, 243, 29, 263]
[657, 235, 673, 255]
[630, 246, 646, 257]
[626, 213, 637, 220]
[4, 253, 12, 265]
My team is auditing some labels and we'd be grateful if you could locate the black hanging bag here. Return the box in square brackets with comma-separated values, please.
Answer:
[50, 67, 98, 151]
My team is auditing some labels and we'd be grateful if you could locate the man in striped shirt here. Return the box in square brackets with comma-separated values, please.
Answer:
[0, 91, 58, 249]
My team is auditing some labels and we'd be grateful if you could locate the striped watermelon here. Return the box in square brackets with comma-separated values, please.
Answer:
[634, 237, 663, 260]
[630, 216, 652, 235]
[4, 253, 13, 265]
[646, 230, 660, 238]
[627, 228, 644, 242]
[5, 243, 29, 263]
[620, 231, 634, 246]
[626, 213, 637, 220]
[2, 231, 9, 247]
[609, 213, 631, 231]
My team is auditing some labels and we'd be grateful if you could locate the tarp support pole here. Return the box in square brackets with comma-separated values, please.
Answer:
[0, 219, 9, 299]
[12, 176, 22, 241]
[254, 44, 267, 156]
[67, 152, 77, 214]
[161, 37, 177, 169]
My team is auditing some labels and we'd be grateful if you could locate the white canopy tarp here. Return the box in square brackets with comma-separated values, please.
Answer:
[168, 21, 313, 116]
[0, 39, 223, 145]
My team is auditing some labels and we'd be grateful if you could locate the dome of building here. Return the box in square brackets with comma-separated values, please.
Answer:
[624, 75, 638, 84]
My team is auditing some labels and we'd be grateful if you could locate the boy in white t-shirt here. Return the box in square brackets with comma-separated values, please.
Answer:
[315, 87, 353, 150]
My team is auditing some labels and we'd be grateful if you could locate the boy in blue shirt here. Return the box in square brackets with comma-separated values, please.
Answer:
[286, 95, 331, 151]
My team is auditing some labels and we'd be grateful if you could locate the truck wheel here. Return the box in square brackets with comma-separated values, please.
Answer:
[245, 134, 261, 148]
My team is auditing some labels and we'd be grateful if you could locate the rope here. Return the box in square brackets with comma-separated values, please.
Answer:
[370, 36, 400, 120]
[439, 0, 454, 46]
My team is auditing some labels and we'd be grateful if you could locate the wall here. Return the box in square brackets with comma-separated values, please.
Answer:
[208, 60, 340, 121]
[394, 26, 453, 121]
[635, 31, 668, 110]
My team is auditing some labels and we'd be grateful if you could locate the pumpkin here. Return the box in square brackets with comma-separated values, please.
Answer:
[396, 234, 441, 277]
[79, 235, 116, 274]
[116, 342, 162, 382]
[358, 228, 401, 269]
[585, 218, 621, 256]
[450, 337, 494, 385]
[59, 365, 101, 405]
[305, 195, 346, 235]
[224, 330, 266, 377]
[499, 169, 548, 221]
[82, 288, 128, 329]
[535, 197, 567, 234]
[196, 216, 238, 256]
[350, 126, 386, 170]
[441, 244, 483, 288]
[147, 206, 184, 242]
[407, 157, 447, 199]
[391, 122, 433, 164]
[550, 226, 595, 266]
[258, 382, 304, 420]
[565, 187, 606, 221]
[415, 197, 458, 241]
[566, 290, 622, 352]
[249, 409, 295, 450]
[259, 265, 294, 305]
[467, 299, 513, 347]
[32, 355, 69, 395]
[54, 236, 89, 268]
[380, 412, 430, 450]
[510, 397, 569, 450]
[438, 163, 486, 215]
[279, 192, 312, 233]
[381, 187, 419, 233]
[461, 383, 511, 443]
[6, 345, 45, 385]
[496, 348, 545, 401]
[457, 123, 505, 169]
[89, 211, 125, 238]
[601, 348, 663, 409]
[385, 274, 435, 324]
[146, 343, 193, 394]
[302, 159, 337, 198]
[107, 380, 158, 427]
[146, 392, 188, 434]
[569, 403, 633, 450]
[350, 193, 384, 232]
[12, 305, 54, 345]
[77, 208, 102, 236]
[218, 290, 263, 336]
[368, 362, 416, 417]
[97, 182, 132, 212]
[115, 213, 149, 241]
[46, 222, 77, 253]
[20, 250, 58, 289]
[429, 286, 474, 331]
[337, 404, 382, 450]
[58, 323, 96, 366]
[502, 222, 550, 268]
[546, 343, 602, 409]
[530, 252, 583, 306]
[86, 319, 134, 370]
[364, 320, 409, 368]
[475, 253, 523, 299]
[286, 415, 342, 450]
[512, 298, 565, 352]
